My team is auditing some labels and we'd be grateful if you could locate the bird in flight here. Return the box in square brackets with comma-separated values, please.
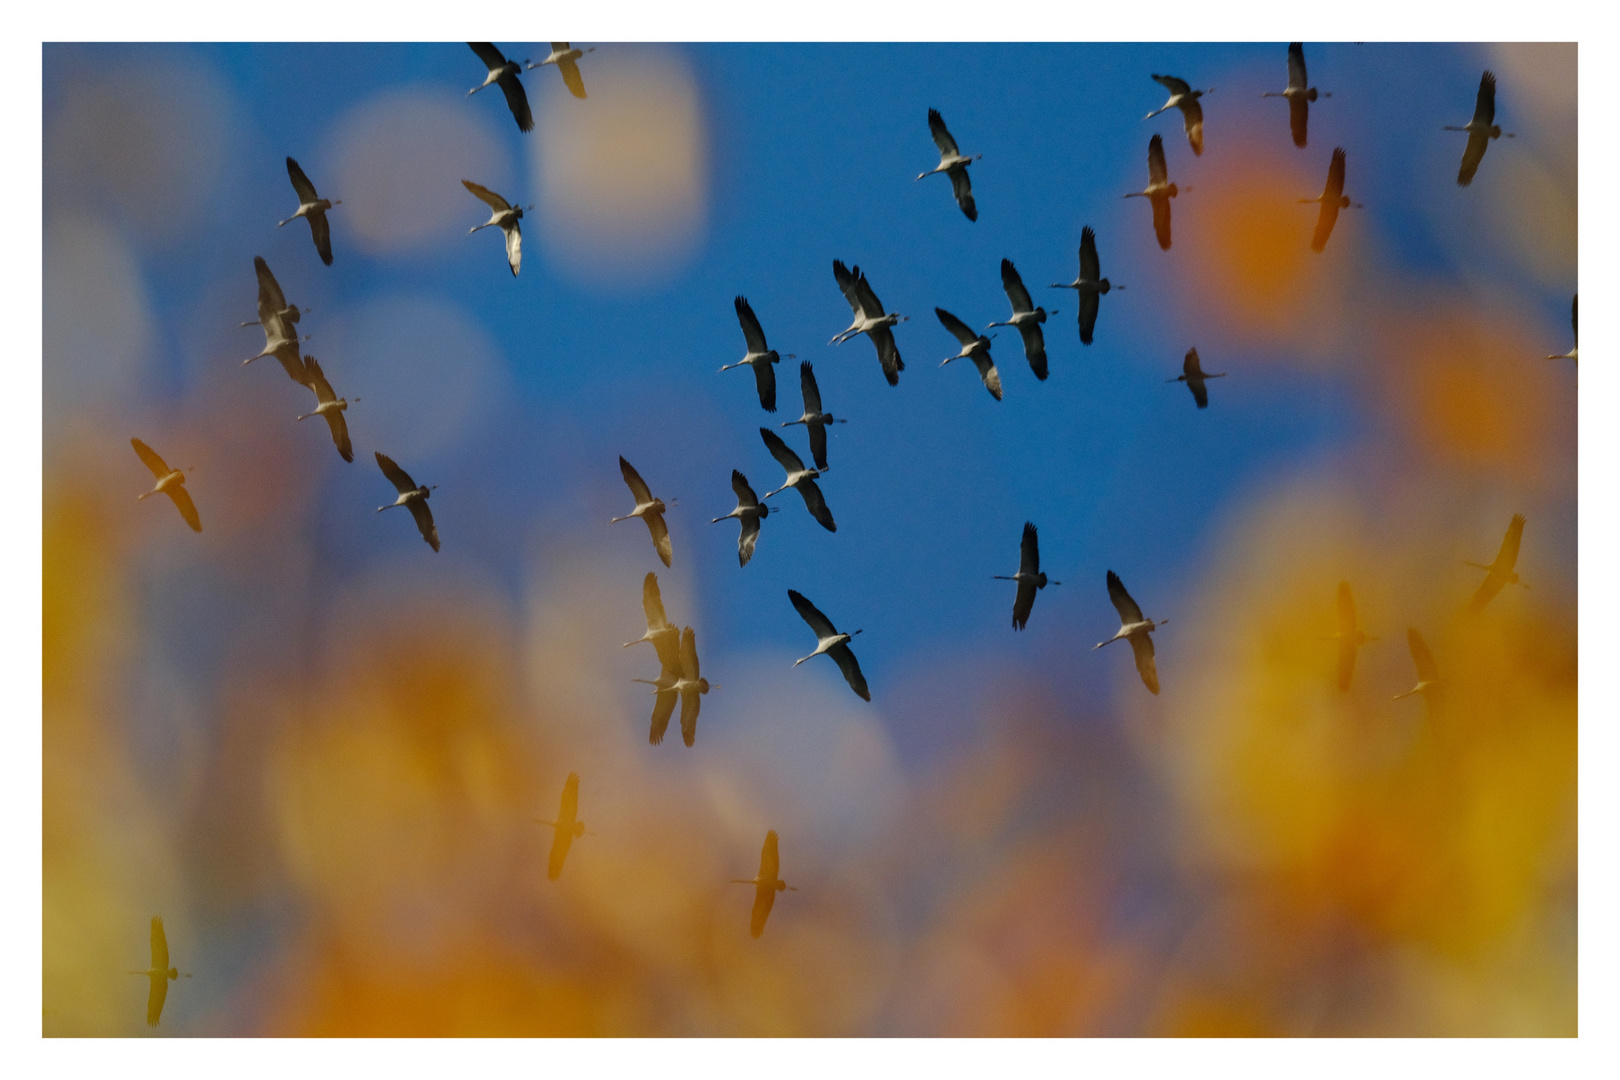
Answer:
[527, 43, 594, 99]
[1324, 581, 1376, 691]
[831, 260, 907, 387]
[294, 355, 357, 463]
[131, 438, 200, 533]
[788, 589, 869, 701]
[1050, 226, 1121, 346]
[374, 451, 439, 552]
[995, 522, 1060, 630]
[467, 42, 534, 132]
[463, 180, 529, 277]
[611, 457, 673, 567]
[730, 829, 796, 938]
[1546, 296, 1577, 363]
[988, 260, 1054, 382]
[671, 626, 715, 747]
[1393, 627, 1444, 719]
[1145, 73, 1211, 155]
[1447, 70, 1513, 186]
[720, 297, 791, 413]
[712, 469, 775, 567]
[935, 307, 1002, 401]
[760, 428, 836, 532]
[779, 362, 847, 472]
[1124, 134, 1184, 251]
[241, 256, 311, 386]
[917, 108, 981, 221]
[1465, 513, 1528, 615]
[1095, 571, 1167, 695]
[535, 772, 585, 881]
[1300, 147, 1361, 253]
[1262, 43, 1329, 148]
[128, 916, 189, 1027]
[1167, 347, 1226, 409]
[623, 571, 682, 671]
[277, 157, 340, 266]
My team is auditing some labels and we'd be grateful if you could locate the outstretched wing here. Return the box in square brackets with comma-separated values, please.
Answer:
[1337, 581, 1358, 637]
[560, 772, 579, 821]
[796, 478, 837, 532]
[644, 509, 672, 568]
[1080, 226, 1102, 281]
[1152, 195, 1173, 251]
[1473, 70, 1497, 127]
[502, 221, 522, 277]
[750, 883, 777, 938]
[760, 428, 806, 474]
[642, 571, 672, 632]
[469, 42, 507, 71]
[1287, 42, 1308, 91]
[1495, 513, 1526, 570]
[164, 486, 202, 532]
[1407, 627, 1439, 683]
[1012, 578, 1037, 631]
[1325, 147, 1346, 202]
[1289, 94, 1309, 148]
[557, 57, 587, 99]
[1147, 134, 1168, 185]
[1019, 521, 1041, 577]
[730, 471, 759, 510]
[286, 156, 319, 204]
[321, 408, 353, 463]
[751, 358, 777, 413]
[949, 165, 977, 221]
[1129, 633, 1160, 695]
[462, 179, 512, 212]
[1079, 291, 1101, 345]
[1152, 73, 1192, 96]
[408, 499, 440, 552]
[870, 325, 903, 387]
[935, 306, 978, 347]
[619, 456, 653, 503]
[1187, 376, 1209, 409]
[760, 829, 780, 879]
[927, 108, 960, 159]
[1017, 321, 1048, 381]
[853, 269, 886, 321]
[1458, 128, 1490, 186]
[788, 589, 837, 639]
[1337, 636, 1357, 691]
[833, 260, 862, 318]
[131, 437, 170, 479]
[151, 916, 169, 971]
[498, 71, 535, 132]
[799, 361, 824, 414]
[1106, 570, 1144, 624]
[254, 255, 289, 317]
[649, 688, 677, 745]
[738, 514, 762, 566]
[808, 420, 830, 470]
[302, 355, 336, 403]
[375, 451, 417, 494]
[1180, 98, 1204, 155]
[1311, 200, 1340, 254]
[1000, 259, 1033, 314]
[972, 353, 1003, 400]
[1183, 348, 1203, 379]
[828, 642, 870, 701]
[735, 296, 769, 354]
[309, 209, 333, 265]
[547, 828, 573, 880]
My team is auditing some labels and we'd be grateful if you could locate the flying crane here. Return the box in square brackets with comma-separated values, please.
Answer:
[277, 157, 340, 265]
[994, 522, 1059, 630]
[467, 42, 534, 132]
[988, 260, 1054, 381]
[132, 438, 200, 533]
[917, 108, 981, 221]
[1094, 570, 1167, 695]
[1049, 226, 1121, 345]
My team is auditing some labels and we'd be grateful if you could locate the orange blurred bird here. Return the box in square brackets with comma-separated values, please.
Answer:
[131, 438, 200, 533]
[127, 916, 190, 1027]
[535, 773, 585, 881]
[730, 830, 796, 938]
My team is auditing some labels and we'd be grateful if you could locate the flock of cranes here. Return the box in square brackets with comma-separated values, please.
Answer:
[119, 43, 1572, 1022]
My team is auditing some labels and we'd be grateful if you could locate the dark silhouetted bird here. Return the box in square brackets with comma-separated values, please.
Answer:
[995, 522, 1060, 630]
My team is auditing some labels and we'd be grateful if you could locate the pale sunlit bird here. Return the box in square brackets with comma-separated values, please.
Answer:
[1095, 570, 1167, 695]
[612, 457, 673, 567]
[917, 108, 981, 222]
[374, 451, 439, 552]
[1324, 580, 1376, 691]
[463, 179, 529, 277]
[1145, 73, 1211, 155]
[278, 157, 340, 266]
[988, 260, 1054, 381]
[1448, 70, 1513, 187]
[1167, 347, 1225, 409]
[779, 362, 846, 472]
[671, 626, 716, 747]
[720, 296, 793, 413]
[535, 772, 585, 881]
[623, 571, 681, 670]
[1301, 147, 1361, 253]
[294, 355, 357, 463]
[731, 829, 796, 939]
[527, 43, 594, 100]
[831, 260, 908, 387]
[1547, 295, 1576, 362]
[760, 428, 836, 532]
[1262, 43, 1329, 149]
[712, 469, 776, 567]
[128, 916, 189, 1028]
[1392, 627, 1443, 719]
[1124, 134, 1186, 251]
[631, 645, 681, 746]
[935, 307, 1002, 401]
[995, 521, 1060, 631]
[467, 42, 534, 132]
[1050, 226, 1121, 346]
[1465, 513, 1528, 615]
[132, 438, 200, 533]
[241, 256, 310, 386]
[788, 589, 869, 701]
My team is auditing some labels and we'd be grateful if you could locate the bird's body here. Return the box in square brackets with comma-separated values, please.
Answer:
[374, 451, 439, 551]
[1125, 134, 1182, 251]
[1146, 73, 1209, 155]
[463, 179, 527, 277]
[935, 307, 1002, 401]
[712, 469, 773, 567]
[467, 42, 534, 132]
[730, 830, 795, 938]
[294, 355, 356, 462]
[788, 589, 869, 701]
[1167, 347, 1225, 409]
[278, 157, 340, 265]
[831, 260, 907, 386]
[1050, 226, 1119, 346]
[623, 571, 682, 671]
[988, 259, 1054, 381]
[994, 521, 1060, 630]
[1301, 147, 1359, 252]
[1547, 295, 1577, 362]
[1094, 570, 1166, 695]
[132, 438, 200, 533]
[1262, 43, 1327, 148]
[632, 626, 713, 746]
[242, 256, 310, 386]
[917, 108, 981, 221]
[1448, 70, 1513, 186]
[1466, 513, 1528, 615]
[1327, 581, 1375, 690]
[779, 361, 847, 471]
[720, 297, 787, 413]
[1393, 627, 1443, 718]
[527, 43, 593, 99]
[760, 428, 835, 532]
[611, 457, 673, 567]
[535, 772, 585, 880]
[128, 916, 188, 1027]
